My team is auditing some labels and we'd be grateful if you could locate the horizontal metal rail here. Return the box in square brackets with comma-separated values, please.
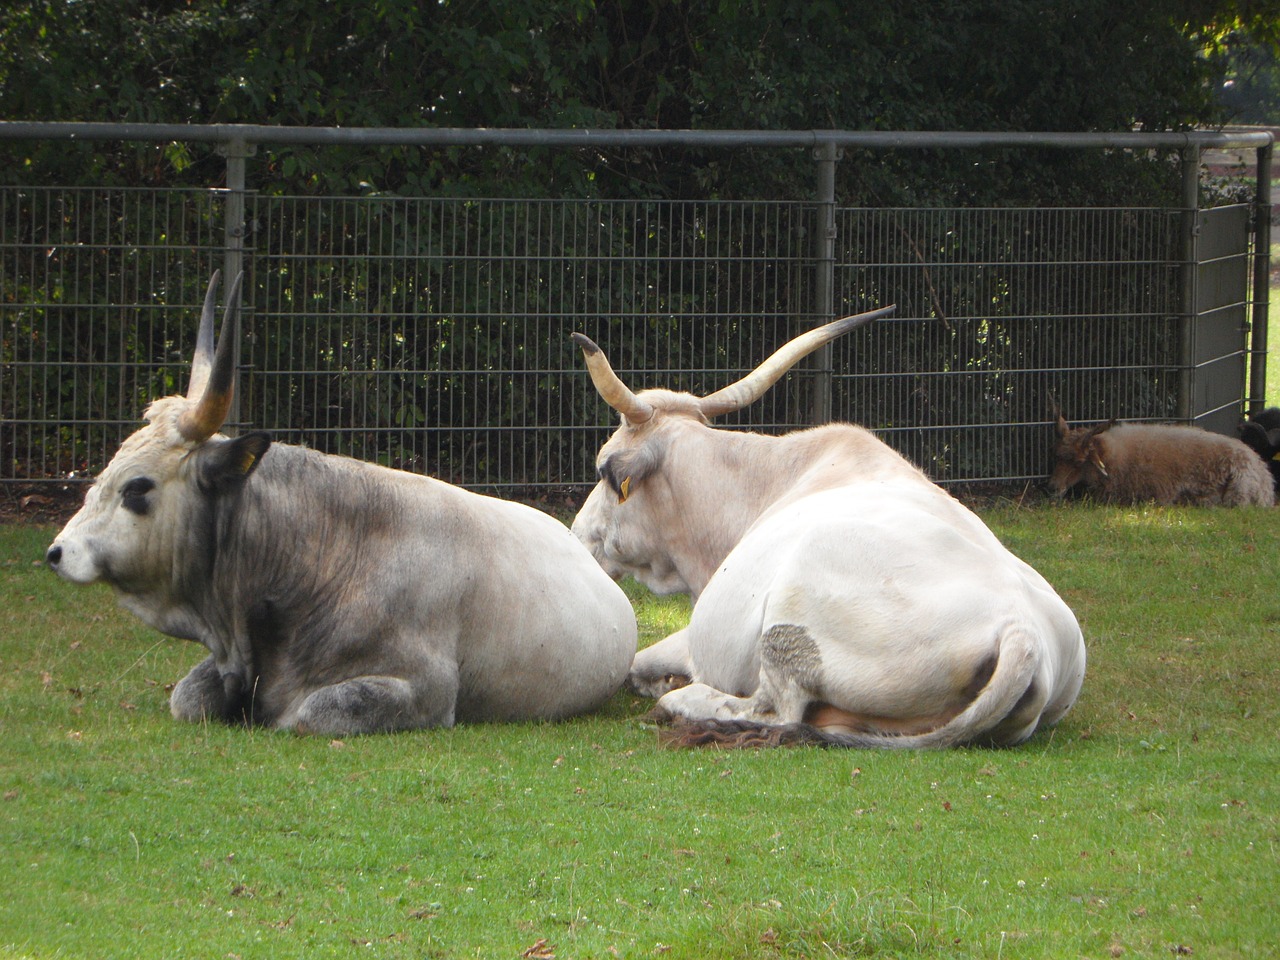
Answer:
[0, 121, 1272, 152]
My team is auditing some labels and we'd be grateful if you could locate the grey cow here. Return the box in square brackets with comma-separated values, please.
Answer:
[46, 273, 636, 735]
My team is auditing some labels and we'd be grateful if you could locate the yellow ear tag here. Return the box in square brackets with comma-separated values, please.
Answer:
[1272, 451, 1280, 462]
[618, 476, 632, 504]
[239, 451, 257, 474]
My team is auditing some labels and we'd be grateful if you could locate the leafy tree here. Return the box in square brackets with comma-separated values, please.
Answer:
[1218, 26, 1280, 122]
[0, 0, 1270, 202]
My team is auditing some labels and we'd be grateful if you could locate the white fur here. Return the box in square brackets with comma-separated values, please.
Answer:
[574, 414, 1086, 748]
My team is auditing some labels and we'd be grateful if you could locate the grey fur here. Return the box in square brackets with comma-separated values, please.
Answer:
[47, 277, 636, 737]
[54, 436, 636, 735]
[761, 624, 823, 690]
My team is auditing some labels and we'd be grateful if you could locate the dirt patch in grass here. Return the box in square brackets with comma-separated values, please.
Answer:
[0, 483, 83, 525]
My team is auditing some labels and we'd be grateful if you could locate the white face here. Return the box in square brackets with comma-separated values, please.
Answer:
[46, 400, 193, 591]
[571, 475, 691, 598]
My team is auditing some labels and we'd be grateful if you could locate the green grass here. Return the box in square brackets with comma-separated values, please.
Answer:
[3, 507, 1279, 960]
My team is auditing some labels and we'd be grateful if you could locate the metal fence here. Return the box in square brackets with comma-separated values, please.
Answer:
[1, 126, 1273, 498]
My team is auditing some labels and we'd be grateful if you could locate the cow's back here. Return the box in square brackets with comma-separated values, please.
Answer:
[444, 491, 638, 721]
[685, 480, 1085, 719]
[224, 450, 636, 725]
[1101, 424, 1275, 506]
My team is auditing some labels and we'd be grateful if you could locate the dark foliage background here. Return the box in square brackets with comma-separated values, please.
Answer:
[2, 0, 1270, 202]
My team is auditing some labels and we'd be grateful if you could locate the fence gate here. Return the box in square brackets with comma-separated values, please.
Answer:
[1186, 204, 1252, 437]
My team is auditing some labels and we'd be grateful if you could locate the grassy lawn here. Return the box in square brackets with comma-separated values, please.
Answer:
[2, 504, 1277, 960]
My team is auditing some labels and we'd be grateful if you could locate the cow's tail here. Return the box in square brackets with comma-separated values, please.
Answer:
[656, 626, 1046, 751]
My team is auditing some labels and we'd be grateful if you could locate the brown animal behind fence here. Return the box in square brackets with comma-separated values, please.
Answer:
[1049, 416, 1275, 506]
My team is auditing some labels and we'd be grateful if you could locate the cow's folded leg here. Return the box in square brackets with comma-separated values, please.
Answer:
[654, 678, 801, 726]
[627, 627, 694, 698]
[292, 674, 454, 736]
[654, 639, 812, 726]
[170, 655, 229, 723]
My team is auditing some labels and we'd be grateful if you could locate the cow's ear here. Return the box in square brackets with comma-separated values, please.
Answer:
[598, 459, 630, 500]
[197, 432, 271, 492]
[600, 443, 661, 503]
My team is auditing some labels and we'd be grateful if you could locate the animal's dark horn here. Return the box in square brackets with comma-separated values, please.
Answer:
[573, 332, 654, 425]
[185, 271, 222, 401]
[178, 272, 242, 442]
[1085, 419, 1117, 439]
[698, 305, 895, 419]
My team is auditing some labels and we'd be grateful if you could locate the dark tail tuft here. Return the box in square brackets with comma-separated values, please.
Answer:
[652, 712, 861, 750]
[644, 706, 976, 750]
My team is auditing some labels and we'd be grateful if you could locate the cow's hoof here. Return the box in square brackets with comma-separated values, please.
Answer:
[627, 672, 691, 699]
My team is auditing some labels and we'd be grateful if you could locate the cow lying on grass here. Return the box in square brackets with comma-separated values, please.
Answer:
[46, 273, 636, 735]
[571, 308, 1086, 749]
[1050, 414, 1275, 506]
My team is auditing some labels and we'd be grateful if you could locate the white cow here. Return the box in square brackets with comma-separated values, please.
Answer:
[47, 272, 637, 735]
[572, 308, 1086, 748]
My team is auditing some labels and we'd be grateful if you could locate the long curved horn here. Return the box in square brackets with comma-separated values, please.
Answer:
[178, 271, 243, 442]
[698, 305, 895, 419]
[571, 332, 654, 424]
[185, 271, 221, 401]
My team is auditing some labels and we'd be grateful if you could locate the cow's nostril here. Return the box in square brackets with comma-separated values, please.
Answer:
[46, 545, 62, 566]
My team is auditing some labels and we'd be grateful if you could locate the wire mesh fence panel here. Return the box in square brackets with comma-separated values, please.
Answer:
[829, 206, 1182, 486]
[0, 185, 1256, 497]
[246, 196, 813, 494]
[1, 187, 225, 483]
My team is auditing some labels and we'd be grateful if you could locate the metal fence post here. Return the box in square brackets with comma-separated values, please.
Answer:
[811, 140, 842, 424]
[1249, 142, 1273, 414]
[1178, 144, 1201, 422]
[216, 137, 256, 432]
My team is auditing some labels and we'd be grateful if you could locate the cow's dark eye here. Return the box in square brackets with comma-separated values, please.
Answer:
[121, 477, 155, 515]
